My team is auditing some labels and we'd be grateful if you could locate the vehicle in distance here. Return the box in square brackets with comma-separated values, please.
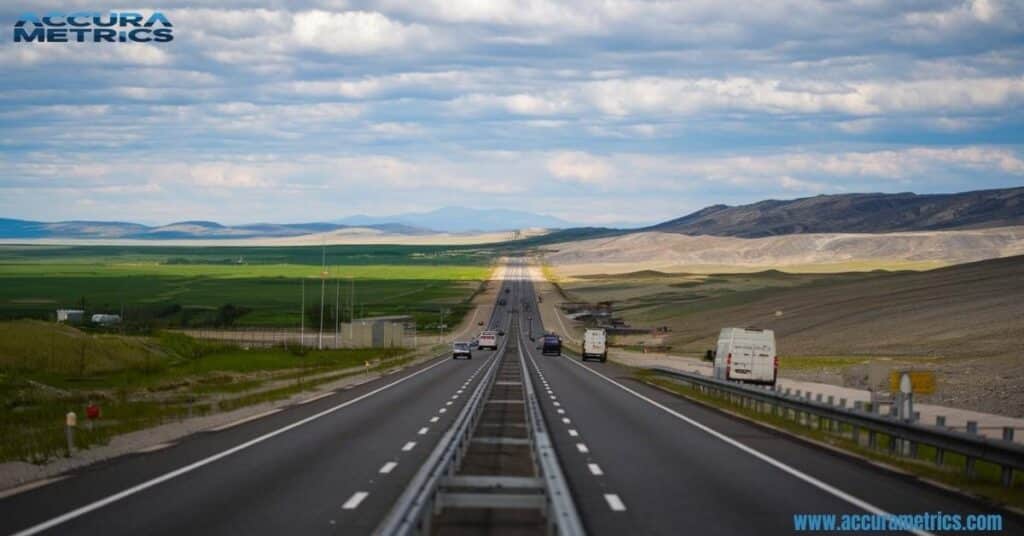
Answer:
[714, 327, 777, 386]
[478, 330, 499, 350]
[582, 328, 607, 362]
[541, 334, 562, 356]
[452, 341, 472, 360]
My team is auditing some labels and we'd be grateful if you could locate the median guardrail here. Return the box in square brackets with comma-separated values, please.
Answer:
[648, 366, 1024, 488]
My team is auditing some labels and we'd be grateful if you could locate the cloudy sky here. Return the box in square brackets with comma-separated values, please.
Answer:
[1, 1, 1023, 226]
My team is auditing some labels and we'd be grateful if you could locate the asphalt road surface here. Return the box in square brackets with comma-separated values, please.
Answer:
[1, 258, 1020, 535]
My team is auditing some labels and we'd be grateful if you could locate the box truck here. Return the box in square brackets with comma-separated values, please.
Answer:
[714, 327, 777, 386]
[582, 328, 607, 362]
[478, 330, 499, 350]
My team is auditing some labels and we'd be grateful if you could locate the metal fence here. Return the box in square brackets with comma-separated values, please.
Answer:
[649, 366, 1024, 488]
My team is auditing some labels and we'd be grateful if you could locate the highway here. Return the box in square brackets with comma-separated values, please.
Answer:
[1, 258, 1021, 535]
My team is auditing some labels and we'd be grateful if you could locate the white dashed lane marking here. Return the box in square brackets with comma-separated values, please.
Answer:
[576, 443, 589, 453]
[342, 491, 369, 510]
[418, 427, 429, 435]
[604, 494, 626, 511]
[402, 442, 416, 451]
[430, 416, 439, 423]
[588, 463, 604, 476]
[379, 462, 397, 474]
[568, 429, 578, 437]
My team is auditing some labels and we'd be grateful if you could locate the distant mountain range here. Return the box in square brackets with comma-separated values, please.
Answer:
[2, 188, 1021, 242]
[0, 219, 428, 240]
[335, 207, 576, 233]
[649, 187, 1024, 238]
[0, 207, 575, 240]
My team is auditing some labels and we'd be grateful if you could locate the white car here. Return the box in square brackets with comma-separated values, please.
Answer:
[714, 327, 777, 386]
[452, 341, 472, 360]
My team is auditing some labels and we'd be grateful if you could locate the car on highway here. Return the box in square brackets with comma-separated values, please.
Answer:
[582, 328, 607, 362]
[540, 334, 562, 355]
[714, 327, 777, 386]
[452, 341, 472, 360]
[478, 330, 499, 350]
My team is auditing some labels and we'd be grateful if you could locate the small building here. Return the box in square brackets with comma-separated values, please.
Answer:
[57, 309, 84, 323]
[347, 315, 414, 348]
[91, 314, 122, 325]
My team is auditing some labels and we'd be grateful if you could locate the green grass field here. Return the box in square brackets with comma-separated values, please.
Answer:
[0, 244, 493, 328]
[0, 321, 410, 462]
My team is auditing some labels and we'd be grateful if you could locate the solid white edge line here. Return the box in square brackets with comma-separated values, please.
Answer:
[562, 357, 934, 536]
[342, 491, 369, 509]
[11, 356, 453, 536]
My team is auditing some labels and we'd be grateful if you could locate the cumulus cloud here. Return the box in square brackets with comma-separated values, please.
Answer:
[547, 152, 614, 184]
[291, 10, 435, 54]
[0, 1, 1022, 223]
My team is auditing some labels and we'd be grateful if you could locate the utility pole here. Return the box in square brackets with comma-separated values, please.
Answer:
[349, 277, 355, 343]
[318, 246, 326, 350]
[335, 274, 340, 348]
[300, 279, 305, 349]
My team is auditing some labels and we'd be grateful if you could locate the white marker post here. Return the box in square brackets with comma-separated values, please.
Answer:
[899, 372, 913, 421]
[65, 411, 77, 455]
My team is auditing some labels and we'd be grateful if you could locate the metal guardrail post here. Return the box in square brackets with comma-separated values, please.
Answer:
[935, 416, 946, 466]
[965, 421, 979, 478]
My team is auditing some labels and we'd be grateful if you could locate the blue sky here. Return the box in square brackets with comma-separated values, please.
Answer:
[1, 0, 1022, 226]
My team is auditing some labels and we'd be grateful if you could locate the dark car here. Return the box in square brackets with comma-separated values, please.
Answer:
[541, 334, 562, 356]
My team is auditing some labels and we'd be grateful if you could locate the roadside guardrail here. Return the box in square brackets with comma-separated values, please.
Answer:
[648, 366, 1024, 488]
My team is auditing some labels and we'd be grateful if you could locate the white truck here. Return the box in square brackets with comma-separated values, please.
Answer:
[478, 330, 499, 350]
[713, 327, 777, 386]
[582, 328, 607, 362]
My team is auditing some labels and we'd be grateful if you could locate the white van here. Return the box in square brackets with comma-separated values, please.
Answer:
[478, 330, 499, 350]
[714, 328, 777, 386]
[582, 328, 607, 362]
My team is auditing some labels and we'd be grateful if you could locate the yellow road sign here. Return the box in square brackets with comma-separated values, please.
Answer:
[889, 370, 936, 394]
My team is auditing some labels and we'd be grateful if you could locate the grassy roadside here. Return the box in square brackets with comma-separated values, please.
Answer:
[635, 370, 1024, 510]
[0, 322, 411, 463]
